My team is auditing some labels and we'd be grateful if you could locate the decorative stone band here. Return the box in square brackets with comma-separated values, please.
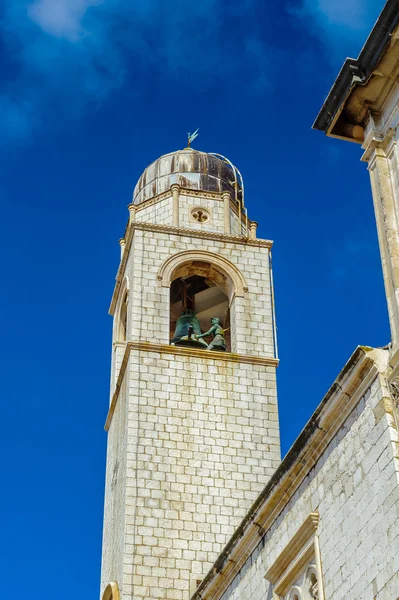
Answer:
[131, 185, 252, 221]
[104, 341, 279, 431]
[132, 221, 272, 247]
[190, 346, 389, 600]
[109, 220, 272, 315]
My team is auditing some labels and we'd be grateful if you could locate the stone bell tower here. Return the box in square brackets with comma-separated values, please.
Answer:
[100, 147, 281, 600]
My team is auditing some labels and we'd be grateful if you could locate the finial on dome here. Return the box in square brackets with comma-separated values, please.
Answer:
[186, 128, 199, 148]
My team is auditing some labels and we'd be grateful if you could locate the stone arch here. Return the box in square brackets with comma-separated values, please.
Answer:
[288, 586, 303, 600]
[304, 565, 319, 599]
[157, 250, 248, 301]
[101, 582, 120, 600]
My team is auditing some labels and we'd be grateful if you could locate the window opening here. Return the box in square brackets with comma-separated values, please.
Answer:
[170, 274, 230, 352]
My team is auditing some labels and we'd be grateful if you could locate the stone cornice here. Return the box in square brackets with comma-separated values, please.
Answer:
[133, 186, 227, 213]
[313, 0, 399, 138]
[105, 342, 279, 431]
[362, 119, 398, 163]
[190, 346, 389, 600]
[133, 221, 272, 247]
[109, 221, 272, 315]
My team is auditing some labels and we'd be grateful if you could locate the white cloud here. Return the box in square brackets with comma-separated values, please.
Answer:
[298, 0, 385, 62]
[28, 0, 103, 41]
[0, 0, 272, 143]
[306, 0, 371, 30]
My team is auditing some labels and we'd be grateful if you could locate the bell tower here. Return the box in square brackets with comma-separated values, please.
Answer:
[100, 148, 281, 600]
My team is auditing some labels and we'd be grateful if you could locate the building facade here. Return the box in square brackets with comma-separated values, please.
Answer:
[100, 3, 399, 599]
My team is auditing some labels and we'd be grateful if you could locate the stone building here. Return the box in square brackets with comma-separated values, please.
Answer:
[101, 149, 281, 600]
[100, 3, 399, 600]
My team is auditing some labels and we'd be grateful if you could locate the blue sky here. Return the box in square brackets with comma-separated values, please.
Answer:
[0, 0, 388, 597]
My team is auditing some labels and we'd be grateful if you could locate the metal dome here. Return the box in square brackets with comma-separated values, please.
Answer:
[133, 148, 243, 205]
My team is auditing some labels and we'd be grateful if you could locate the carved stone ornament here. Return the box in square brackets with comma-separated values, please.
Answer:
[389, 376, 399, 405]
[191, 207, 210, 223]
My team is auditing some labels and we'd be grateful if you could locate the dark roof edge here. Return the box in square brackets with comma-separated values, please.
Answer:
[313, 0, 399, 132]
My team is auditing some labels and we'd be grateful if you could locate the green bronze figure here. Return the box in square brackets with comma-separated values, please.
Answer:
[196, 317, 227, 351]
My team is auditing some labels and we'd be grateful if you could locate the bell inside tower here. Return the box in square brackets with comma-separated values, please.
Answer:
[170, 270, 231, 352]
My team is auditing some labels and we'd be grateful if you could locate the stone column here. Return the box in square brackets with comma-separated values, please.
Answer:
[368, 144, 399, 348]
[249, 221, 258, 240]
[128, 203, 137, 224]
[222, 191, 231, 234]
[119, 238, 126, 260]
[171, 184, 180, 227]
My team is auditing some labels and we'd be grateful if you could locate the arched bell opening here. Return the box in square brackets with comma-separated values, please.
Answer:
[116, 290, 128, 342]
[169, 261, 232, 352]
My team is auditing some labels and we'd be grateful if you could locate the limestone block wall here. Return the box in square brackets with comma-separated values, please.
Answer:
[136, 196, 174, 225]
[101, 374, 128, 593]
[230, 209, 245, 236]
[178, 194, 224, 233]
[125, 229, 275, 358]
[132, 191, 247, 236]
[216, 374, 399, 600]
[119, 347, 280, 600]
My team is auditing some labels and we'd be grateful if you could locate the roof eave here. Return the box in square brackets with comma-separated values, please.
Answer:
[313, 0, 399, 136]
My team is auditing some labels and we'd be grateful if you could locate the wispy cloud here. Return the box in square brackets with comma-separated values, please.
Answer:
[296, 0, 385, 63]
[0, 0, 271, 143]
[28, 0, 103, 41]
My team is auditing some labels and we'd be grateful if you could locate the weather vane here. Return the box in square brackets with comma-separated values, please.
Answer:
[187, 128, 199, 148]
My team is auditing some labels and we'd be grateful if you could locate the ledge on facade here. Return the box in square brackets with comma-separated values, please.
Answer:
[313, 0, 399, 142]
[104, 342, 279, 431]
[191, 345, 389, 600]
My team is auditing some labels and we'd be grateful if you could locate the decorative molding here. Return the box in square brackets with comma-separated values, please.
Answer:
[157, 249, 249, 298]
[131, 186, 227, 215]
[109, 220, 271, 315]
[313, 1, 399, 137]
[131, 190, 173, 212]
[101, 582, 120, 600]
[190, 206, 211, 224]
[180, 188, 226, 200]
[265, 513, 320, 597]
[191, 346, 389, 600]
[133, 221, 271, 247]
[105, 341, 279, 431]
[131, 186, 256, 228]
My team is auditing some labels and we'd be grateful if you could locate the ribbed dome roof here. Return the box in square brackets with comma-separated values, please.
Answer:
[133, 148, 242, 205]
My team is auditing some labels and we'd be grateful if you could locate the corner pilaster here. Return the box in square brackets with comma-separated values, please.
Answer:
[367, 142, 399, 351]
[171, 183, 180, 227]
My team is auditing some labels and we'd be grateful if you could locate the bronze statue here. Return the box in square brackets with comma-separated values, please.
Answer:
[196, 317, 227, 351]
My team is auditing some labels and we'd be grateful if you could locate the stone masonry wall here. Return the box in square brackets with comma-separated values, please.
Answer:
[102, 194, 278, 600]
[179, 195, 224, 233]
[126, 229, 275, 358]
[120, 348, 280, 600]
[217, 373, 399, 600]
[134, 193, 247, 237]
[137, 197, 174, 225]
[101, 373, 128, 593]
